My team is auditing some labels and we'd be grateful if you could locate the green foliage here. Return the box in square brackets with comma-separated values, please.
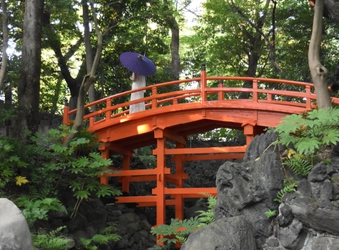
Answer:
[196, 128, 245, 142]
[265, 210, 277, 219]
[38, 126, 121, 217]
[0, 101, 17, 124]
[0, 138, 28, 189]
[33, 226, 74, 250]
[1, 124, 121, 224]
[15, 197, 67, 226]
[274, 180, 298, 203]
[151, 195, 216, 247]
[134, 146, 156, 167]
[282, 155, 312, 176]
[151, 217, 201, 245]
[195, 194, 216, 225]
[80, 226, 121, 250]
[42, 126, 120, 197]
[274, 108, 339, 157]
[271, 109, 339, 204]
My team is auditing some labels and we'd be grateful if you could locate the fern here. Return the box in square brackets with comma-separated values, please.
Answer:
[274, 181, 298, 203]
[265, 210, 277, 219]
[283, 156, 312, 176]
[151, 194, 216, 248]
[196, 194, 216, 226]
[80, 226, 121, 249]
[33, 226, 73, 250]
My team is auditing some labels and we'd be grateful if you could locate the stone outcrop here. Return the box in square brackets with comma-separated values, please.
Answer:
[181, 216, 257, 250]
[181, 132, 339, 250]
[0, 198, 33, 250]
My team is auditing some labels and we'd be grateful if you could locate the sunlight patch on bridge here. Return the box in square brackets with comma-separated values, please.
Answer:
[137, 124, 152, 134]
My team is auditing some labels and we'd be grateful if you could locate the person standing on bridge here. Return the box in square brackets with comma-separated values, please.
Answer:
[119, 52, 156, 114]
[129, 72, 146, 113]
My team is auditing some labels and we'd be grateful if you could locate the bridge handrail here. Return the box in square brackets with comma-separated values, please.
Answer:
[63, 69, 337, 126]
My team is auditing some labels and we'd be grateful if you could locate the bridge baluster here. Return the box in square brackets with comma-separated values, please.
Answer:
[152, 86, 157, 109]
[201, 65, 207, 103]
[105, 99, 111, 120]
[253, 80, 258, 102]
[218, 83, 224, 101]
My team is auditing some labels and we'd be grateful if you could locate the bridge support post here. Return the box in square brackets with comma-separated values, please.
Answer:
[154, 129, 166, 226]
[173, 142, 185, 220]
[242, 122, 256, 145]
[121, 155, 131, 193]
[100, 147, 110, 185]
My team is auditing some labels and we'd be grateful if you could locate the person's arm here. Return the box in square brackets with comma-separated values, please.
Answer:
[130, 72, 136, 81]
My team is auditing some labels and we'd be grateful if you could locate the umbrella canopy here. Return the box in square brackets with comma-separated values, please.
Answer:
[119, 52, 156, 76]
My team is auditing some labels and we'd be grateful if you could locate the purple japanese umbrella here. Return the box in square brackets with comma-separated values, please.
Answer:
[119, 52, 156, 76]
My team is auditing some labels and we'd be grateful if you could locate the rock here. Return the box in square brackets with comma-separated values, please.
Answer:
[73, 230, 90, 248]
[243, 203, 272, 239]
[243, 132, 279, 162]
[215, 137, 284, 245]
[278, 203, 294, 227]
[310, 235, 339, 250]
[297, 179, 312, 198]
[251, 151, 284, 209]
[181, 216, 257, 250]
[215, 161, 262, 218]
[285, 194, 339, 236]
[278, 219, 306, 249]
[0, 198, 33, 250]
[308, 162, 328, 182]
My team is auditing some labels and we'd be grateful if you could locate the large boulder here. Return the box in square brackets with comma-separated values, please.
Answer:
[214, 132, 284, 247]
[181, 215, 257, 250]
[0, 198, 33, 250]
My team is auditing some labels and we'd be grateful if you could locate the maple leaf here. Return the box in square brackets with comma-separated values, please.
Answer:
[15, 176, 29, 186]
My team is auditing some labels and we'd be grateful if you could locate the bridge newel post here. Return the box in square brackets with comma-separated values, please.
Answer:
[89, 117, 94, 127]
[201, 64, 207, 103]
[305, 85, 312, 109]
[63, 105, 70, 125]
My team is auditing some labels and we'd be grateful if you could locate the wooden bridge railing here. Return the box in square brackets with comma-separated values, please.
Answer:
[63, 67, 337, 127]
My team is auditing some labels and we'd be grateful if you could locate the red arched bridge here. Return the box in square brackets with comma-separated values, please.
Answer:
[63, 68, 339, 229]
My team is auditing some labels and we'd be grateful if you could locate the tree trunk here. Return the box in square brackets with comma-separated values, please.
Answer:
[170, 20, 180, 80]
[83, 1, 96, 110]
[17, 0, 44, 138]
[164, 0, 180, 80]
[308, 0, 332, 109]
[0, 0, 9, 91]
